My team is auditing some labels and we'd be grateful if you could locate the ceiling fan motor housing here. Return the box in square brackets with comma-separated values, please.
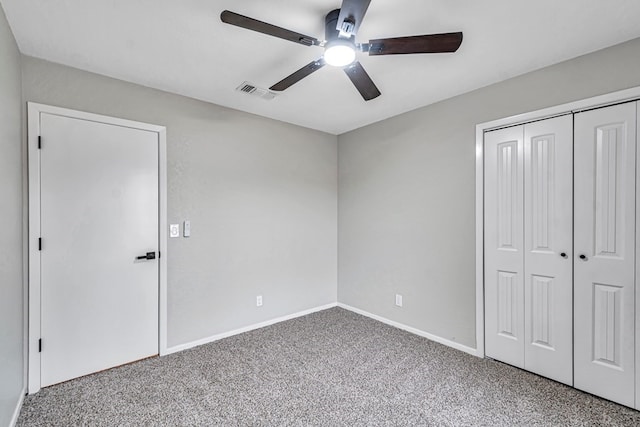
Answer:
[325, 9, 354, 44]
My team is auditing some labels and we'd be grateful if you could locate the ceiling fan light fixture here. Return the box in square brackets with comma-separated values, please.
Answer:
[324, 41, 356, 67]
[221, 2, 463, 100]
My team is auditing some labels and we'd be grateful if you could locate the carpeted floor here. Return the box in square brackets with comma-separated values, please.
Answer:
[17, 307, 640, 426]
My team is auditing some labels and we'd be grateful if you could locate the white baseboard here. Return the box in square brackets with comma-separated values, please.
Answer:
[337, 303, 481, 357]
[164, 302, 338, 355]
[9, 388, 26, 427]
[163, 302, 480, 358]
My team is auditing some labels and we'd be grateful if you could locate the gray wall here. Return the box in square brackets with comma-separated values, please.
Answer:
[21, 56, 338, 348]
[338, 37, 640, 348]
[0, 3, 23, 426]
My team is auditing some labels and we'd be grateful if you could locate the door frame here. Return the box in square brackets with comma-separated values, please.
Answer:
[475, 86, 640, 358]
[27, 102, 168, 393]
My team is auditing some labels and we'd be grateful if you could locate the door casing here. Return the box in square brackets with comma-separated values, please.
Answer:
[27, 102, 168, 394]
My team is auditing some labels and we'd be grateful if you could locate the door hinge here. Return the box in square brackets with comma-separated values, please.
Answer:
[158, 251, 161, 259]
[39, 339, 42, 352]
[38, 238, 42, 251]
[38, 136, 41, 149]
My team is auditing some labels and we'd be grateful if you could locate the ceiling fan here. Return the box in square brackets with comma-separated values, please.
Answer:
[220, 0, 463, 101]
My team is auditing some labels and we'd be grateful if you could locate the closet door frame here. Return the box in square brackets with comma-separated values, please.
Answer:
[475, 86, 640, 359]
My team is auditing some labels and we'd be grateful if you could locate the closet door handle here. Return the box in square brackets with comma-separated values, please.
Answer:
[578, 254, 587, 261]
[560, 252, 568, 259]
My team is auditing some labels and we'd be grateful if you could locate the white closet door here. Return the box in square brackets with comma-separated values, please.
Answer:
[574, 102, 637, 407]
[484, 126, 525, 368]
[523, 115, 573, 385]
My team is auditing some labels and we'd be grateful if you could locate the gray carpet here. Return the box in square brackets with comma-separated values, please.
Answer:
[17, 307, 640, 426]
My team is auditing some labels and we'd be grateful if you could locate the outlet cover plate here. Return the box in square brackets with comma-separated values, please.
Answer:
[395, 294, 403, 307]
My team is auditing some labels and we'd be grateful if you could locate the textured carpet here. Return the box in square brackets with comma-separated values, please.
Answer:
[18, 307, 640, 426]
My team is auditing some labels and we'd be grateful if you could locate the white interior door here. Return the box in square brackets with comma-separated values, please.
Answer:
[574, 102, 637, 407]
[40, 112, 159, 387]
[523, 115, 573, 385]
[484, 125, 525, 368]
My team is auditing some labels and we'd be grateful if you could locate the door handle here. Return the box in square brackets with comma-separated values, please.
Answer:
[560, 252, 568, 259]
[578, 254, 587, 261]
[136, 252, 156, 260]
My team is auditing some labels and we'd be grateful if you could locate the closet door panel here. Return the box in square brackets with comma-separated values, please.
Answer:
[574, 102, 637, 408]
[523, 115, 573, 385]
[484, 126, 525, 368]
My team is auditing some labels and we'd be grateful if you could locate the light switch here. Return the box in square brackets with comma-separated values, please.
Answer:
[183, 220, 191, 238]
[169, 224, 180, 238]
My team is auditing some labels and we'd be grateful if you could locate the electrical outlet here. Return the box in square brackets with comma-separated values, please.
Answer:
[169, 224, 180, 238]
[395, 294, 403, 307]
[256, 295, 263, 307]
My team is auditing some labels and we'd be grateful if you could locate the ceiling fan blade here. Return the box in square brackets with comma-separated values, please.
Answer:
[220, 10, 320, 47]
[368, 32, 463, 55]
[336, 0, 371, 37]
[270, 59, 326, 91]
[343, 61, 381, 101]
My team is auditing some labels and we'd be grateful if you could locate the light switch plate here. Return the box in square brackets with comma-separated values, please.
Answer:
[169, 224, 180, 238]
[183, 220, 191, 238]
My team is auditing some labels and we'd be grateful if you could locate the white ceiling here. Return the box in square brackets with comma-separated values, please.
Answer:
[3, 0, 640, 134]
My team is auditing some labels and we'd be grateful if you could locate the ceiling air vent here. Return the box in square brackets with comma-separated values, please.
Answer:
[235, 81, 277, 100]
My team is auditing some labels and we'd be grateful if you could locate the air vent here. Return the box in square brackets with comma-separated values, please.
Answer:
[235, 81, 277, 100]
[239, 83, 256, 93]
